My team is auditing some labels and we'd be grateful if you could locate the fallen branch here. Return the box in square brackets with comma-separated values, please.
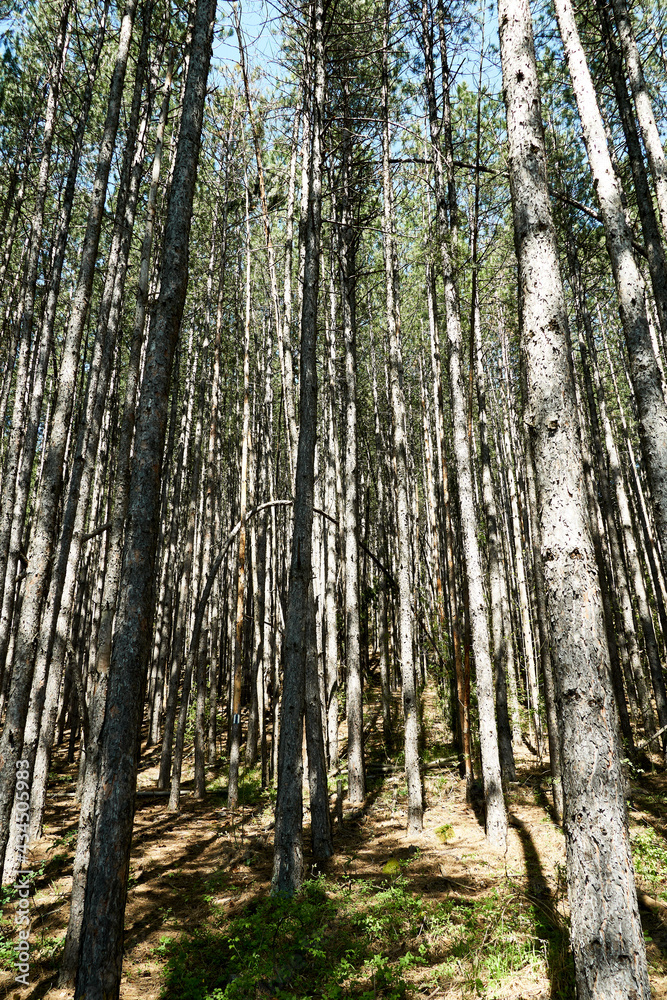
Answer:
[634, 721, 667, 751]
[637, 889, 667, 915]
[81, 521, 111, 542]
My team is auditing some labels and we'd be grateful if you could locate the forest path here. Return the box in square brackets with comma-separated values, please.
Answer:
[2, 683, 667, 999]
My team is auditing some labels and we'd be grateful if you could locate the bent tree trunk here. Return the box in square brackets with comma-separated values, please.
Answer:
[498, 1, 650, 997]
[74, 0, 216, 993]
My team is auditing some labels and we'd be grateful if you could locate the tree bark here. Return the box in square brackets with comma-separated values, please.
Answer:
[271, 0, 325, 896]
[383, 0, 423, 834]
[340, 89, 365, 805]
[610, 0, 667, 243]
[499, 1, 650, 994]
[554, 0, 667, 579]
[423, 0, 506, 848]
[0, 0, 139, 877]
[73, 0, 215, 992]
[227, 180, 253, 811]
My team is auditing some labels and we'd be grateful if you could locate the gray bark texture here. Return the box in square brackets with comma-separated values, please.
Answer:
[597, 0, 667, 343]
[0, 0, 139, 878]
[271, 0, 325, 896]
[474, 307, 516, 787]
[422, 0, 506, 847]
[554, 0, 667, 577]
[610, 0, 667, 241]
[383, 0, 423, 833]
[499, 1, 650, 996]
[73, 0, 215, 992]
[305, 584, 333, 860]
[340, 116, 365, 804]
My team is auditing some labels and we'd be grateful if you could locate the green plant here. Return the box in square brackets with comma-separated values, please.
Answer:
[435, 823, 454, 842]
[632, 826, 667, 901]
[160, 875, 428, 1000]
[35, 933, 64, 965]
[52, 830, 77, 849]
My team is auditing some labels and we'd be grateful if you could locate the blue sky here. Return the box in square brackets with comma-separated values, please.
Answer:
[212, 0, 283, 82]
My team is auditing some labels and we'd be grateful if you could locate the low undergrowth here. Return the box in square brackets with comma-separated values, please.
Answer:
[160, 867, 575, 999]
[632, 825, 667, 902]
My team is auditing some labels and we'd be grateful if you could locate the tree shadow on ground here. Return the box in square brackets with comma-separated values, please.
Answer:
[159, 876, 424, 1000]
[510, 814, 575, 999]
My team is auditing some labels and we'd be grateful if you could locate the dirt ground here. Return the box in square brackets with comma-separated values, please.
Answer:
[2, 688, 667, 1000]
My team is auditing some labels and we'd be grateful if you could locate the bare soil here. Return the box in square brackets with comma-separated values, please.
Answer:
[2, 687, 666, 1000]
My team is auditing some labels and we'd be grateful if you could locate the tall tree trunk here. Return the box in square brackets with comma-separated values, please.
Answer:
[271, 0, 325, 896]
[553, 0, 667, 579]
[7, 19, 153, 886]
[157, 336, 198, 789]
[422, 0, 506, 847]
[324, 298, 340, 766]
[340, 91, 365, 805]
[0, 0, 139, 876]
[522, 426, 564, 818]
[235, 8, 297, 476]
[305, 582, 333, 860]
[499, 1, 650, 994]
[73, 0, 215, 991]
[227, 179, 252, 811]
[571, 253, 665, 749]
[610, 0, 667, 243]
[597, 0, 667, 342]
[0, 0, 72, 677]
[383, 0, 423, 834]
[469, 54, 516, 786]
[0, 0, 70, 585]
[369, 325, 392, 752]
[169, 346, 207, 812]
[473, 302, 516, 786]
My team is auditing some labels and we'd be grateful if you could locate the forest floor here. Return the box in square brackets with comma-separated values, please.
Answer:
[2, 685, 667, 1000]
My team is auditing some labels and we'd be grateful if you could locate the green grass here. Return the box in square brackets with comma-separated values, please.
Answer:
[160, 877, 421, 999]
[632, 826, 667, 901]
[160, 867, 576, 1000]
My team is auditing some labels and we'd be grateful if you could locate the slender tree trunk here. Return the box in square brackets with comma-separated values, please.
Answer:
[523, 426, 564, 817]
[235, 9, 297, 476]
[473, 300, 516, 786]
[610, 0, 667, 242]
[499, 2, 650, 994]
[469, 62, 516, 785]
[571, 255, 664, 749]
[305, 582, 333, 860]
[340, 93, 364, 805]
[324, 321, 340, 767]
[383, 0, 423, 833]
[0, 0, 73, 677]
[228, 181, 252, 811]
[169, 347, 207, 812]
[0, 0, 70, 583]
[271, 0, 325, 896]
[9, 21, 153, 885]
[157, 336, 200, 788]
[597, 0, 667, 342]
[553, 0, 667, 575]
[369, 325, 392, 752]
[0, 0, 139, 876]
[73, 0, 215, 991]
[423, 0, 506, 847]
